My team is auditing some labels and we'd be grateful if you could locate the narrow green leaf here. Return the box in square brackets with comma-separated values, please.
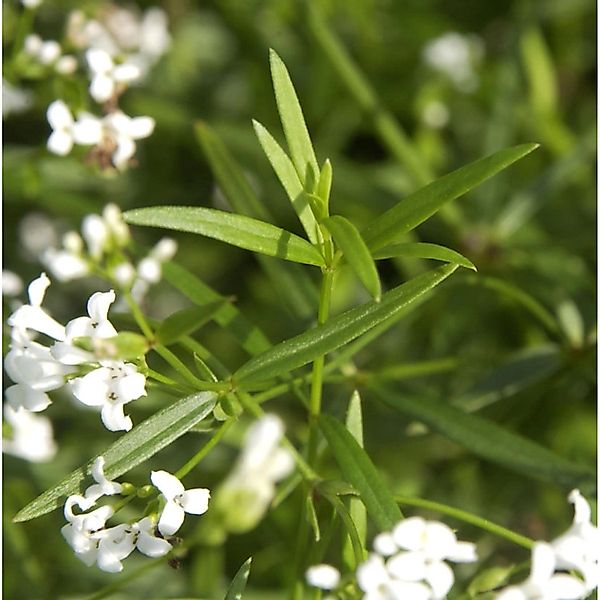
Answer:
[306, 495, 321, 542]
[161, 261, 271, 356]
[156, 300, 227, 346]
[14, 392, 217, 522]
[253, 120, 319, 243]
[224, 557, 252, 600]
[235, 264, 458, 383]
[196, 120, 318, 319]
[317, 159, 333, 208]
[319, 414, 402, 531]
[363, 144, 539, 250]
[373, 242, 476, 271]
[343, 391, 367, 566]
[125, 207, 325, 267]
[269, 48, 319, 182]
[453, 346, 562, 412]
[324, 215, 382, 300]
[468, 566, 516, 597]
[374, 386, 595, 489]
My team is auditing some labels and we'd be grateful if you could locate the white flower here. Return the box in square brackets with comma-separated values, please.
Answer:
[70, 360, 146, 431]
[102, 204, 130, 246]
[2, 270, 24, 297]
[306, 564, 341, 590]
[86, 48, 141, 103]
[62, 498, 114, 566]
[46, 100, 103, 156]
[2, 405, 57, 462]
[357, 553, 432, 600]
[21, 0, 42, 8]
[422, 32, 483, 91]
[102, 110, 155, 170]
[94, 524, 136, 572]
[2, 79, 33, 118]
[551, 490, 599, 593]
[214, 415, 295, 533]
[132, 517, 172, 557]
[8, 272, 66, 341]
[55, 55, 78, 75]
[81, 213, 109, 259]
[42, 248, 89, 282]
[84, 457, 122, 503]
[151, 470, 210, 536]
[496, 543, 588, 600]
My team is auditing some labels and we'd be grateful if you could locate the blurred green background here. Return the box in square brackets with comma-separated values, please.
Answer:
[3, 0, 596, 598]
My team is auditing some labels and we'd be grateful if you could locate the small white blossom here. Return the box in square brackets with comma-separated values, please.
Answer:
[86, 48, 141, 103]
[306, 564, 341, 590]
[102, 110, 155, 170]
[84, 457, 122, 503]
[21, 0, 42, 8]
[46, 100, 103, 156]
[94, 524, 136, 572]
[132, 516, 172, 557]
[2, 405, 57, 462]
[151, 470, 210, 536]
[2, 79, 33, 118]
[2, 270, 24, 297]
[70, 360, 146, 432]
[496, 542, 588, 600]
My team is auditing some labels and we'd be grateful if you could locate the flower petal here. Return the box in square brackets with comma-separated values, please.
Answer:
[100, 402, 132, 432]
[86, 48, 113, 73]
[392, 517, 427, 551]
[128, 116, 155, 139]
[47, 130, 74, 156]
[180, 488, 210, 515]
[151, 470, 184, 499]
[72, 114, 103, 145]
[5, 384, 52, 412]
[47, 100, 73, 130]
[386, 551, 427, 581]
[135, 518, 172, 557]
[157, 500, 185, 536]
[425, 559, 455, 599]
[87, 290, 115, 324]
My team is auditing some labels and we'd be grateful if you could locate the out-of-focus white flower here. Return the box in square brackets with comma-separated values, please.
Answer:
[112, 262, 136, 286]
[19, 212, 59, 259]
[102, 110, 155, 169]
[86, 48, 141, 103]
[2, 270, 24, 297]
[357, 553, 432, 600]
[422, 100, 450, 129]
[551, 489, 599, 593]
[495, 542, 588, 600]
[46, 100, 103, 156]
[23, 34, 77, 73]
[2, 79, 33, 118]
[38, 40, 62, 65]
[130, 237, 177, 302]
[423, 32, 483, 92]
[214, 415, 295, 533]
[306, 564, 341, 590]
[2, 404, 57, 462]
[102, 204, 130, 246]
[55, 55, 78, 75]
[151, 470, 210, 536]
[21, 0, 42, 8]
[70, 360, 146, 432]
[84, 457, 122, 503]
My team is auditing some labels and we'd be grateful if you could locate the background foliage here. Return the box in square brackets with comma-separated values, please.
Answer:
[3, 0, 596, 598]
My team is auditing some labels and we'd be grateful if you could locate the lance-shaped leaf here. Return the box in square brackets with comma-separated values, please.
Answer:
[14, 392, 217, 522]
[269, 48, 319, 182]
[124, 206, 325, 267]
[324, 215, 382, 300]
[363, 143, 539, 250]
[373, 242, 476, 271]
[373, 386, 595, 490]
[161, 261, 271, 356]
[253, 120, 319, 243]
[319, 414, 402, 531]
[195, 121, 318, 318]
[155, 300, 228, 346]
[234, 264, 458, 383]
[224, 557, 252, 600]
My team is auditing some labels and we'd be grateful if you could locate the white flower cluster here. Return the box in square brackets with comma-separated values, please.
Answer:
[41, 203, 176, 303]
[422, 32, 484, 92]
[214, 415, 295, 534]
[62, 460, 208, 573]
[306, 517, 477, 599]
[9, 2, 170, 168]
[496, 489, 598, 600]
[4, 273, 146, 433]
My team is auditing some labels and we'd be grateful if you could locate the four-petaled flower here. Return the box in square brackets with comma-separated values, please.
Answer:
[151, 470, 210, 536]
[86, 48, 141, 103]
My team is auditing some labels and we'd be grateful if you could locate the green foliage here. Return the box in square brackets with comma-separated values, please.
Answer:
[224, 557, 252, 600]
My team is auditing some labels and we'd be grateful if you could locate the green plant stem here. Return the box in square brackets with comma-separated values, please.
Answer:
[124, 291, 154, 339]
[395, 495, 534, 549]
[176, 419, 234, 479]
[308, 268, 335, 464]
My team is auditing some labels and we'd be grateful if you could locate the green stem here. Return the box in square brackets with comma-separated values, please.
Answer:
[395, 495, 534, 549]
[175, 419, 234, 479]
[123, 292, 154, 339]
[308, 269, 335, 463]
